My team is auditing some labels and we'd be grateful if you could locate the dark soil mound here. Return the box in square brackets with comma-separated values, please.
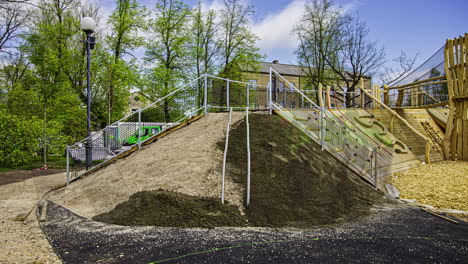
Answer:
[93, 189, 247, 228]
[217, 113, 384, 227]
[93, 113, 384, 229]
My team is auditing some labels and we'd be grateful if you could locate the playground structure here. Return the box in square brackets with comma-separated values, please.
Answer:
[443, 34, 468, 161]
[65, 34, 467, 196]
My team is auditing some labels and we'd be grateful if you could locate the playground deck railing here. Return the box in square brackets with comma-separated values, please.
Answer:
[384, 75, 449, 109]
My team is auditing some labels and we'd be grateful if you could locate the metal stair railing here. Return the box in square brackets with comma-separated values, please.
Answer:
[269, 68, 391, 186]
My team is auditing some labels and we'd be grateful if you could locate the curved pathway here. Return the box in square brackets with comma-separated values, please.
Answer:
[39, 201, 467, 263]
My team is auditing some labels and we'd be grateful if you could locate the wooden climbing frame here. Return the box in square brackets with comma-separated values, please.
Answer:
[443, 33, 468, 161]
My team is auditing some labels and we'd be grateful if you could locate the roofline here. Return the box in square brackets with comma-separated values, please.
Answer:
[245, 61, 372, 79]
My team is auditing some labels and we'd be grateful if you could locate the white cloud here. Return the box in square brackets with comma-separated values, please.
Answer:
[200, 0, 225, 13]
[252, 0, 305, 51]
[250, 0, 361, 63]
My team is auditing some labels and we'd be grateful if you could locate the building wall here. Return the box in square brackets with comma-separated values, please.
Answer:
[242, 71, 373, 109]
[243, 72, 304, 89]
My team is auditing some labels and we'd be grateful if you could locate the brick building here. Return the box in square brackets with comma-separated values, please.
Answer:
[240, 60, 372, 108]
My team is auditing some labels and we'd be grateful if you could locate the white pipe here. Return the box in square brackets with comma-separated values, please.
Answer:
[221, 107, 233, 203]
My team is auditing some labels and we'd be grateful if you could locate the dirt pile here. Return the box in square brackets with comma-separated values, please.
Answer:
[94, 113, 384, 229]
[93, 189, 247, 228]
[48, 113, 245, 218]
[218, 113, 384, 227]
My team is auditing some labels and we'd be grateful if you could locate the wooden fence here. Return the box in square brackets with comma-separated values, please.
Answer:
[443, 33, 468, 161]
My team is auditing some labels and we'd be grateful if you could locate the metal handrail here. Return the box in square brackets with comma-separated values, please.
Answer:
[359, 86, 432, 163]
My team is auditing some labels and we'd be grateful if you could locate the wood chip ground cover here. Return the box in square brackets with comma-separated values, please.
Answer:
[391, 161, 468, 213]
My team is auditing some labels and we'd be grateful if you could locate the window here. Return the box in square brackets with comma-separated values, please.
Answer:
[279, 81, 285, 92]
[248, 80, 257, 90]
[290, 82, 296, 92]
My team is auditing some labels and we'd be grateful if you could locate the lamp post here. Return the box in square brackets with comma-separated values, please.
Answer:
[81, 17, 96, 170]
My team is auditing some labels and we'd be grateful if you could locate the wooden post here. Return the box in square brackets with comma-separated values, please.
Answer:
[318, 83, 324, 108]
[376, 85, 382, 108]
[383, 85, 390, 105]
[425, 140, 432, 164]
[372, 84, 380, 109]
[396, 88, 404, 107]
[443, 33, 468, 161]
[360, 78, 365, 108]
[389, 114, 395, 133]
[326, 86, 332, 109]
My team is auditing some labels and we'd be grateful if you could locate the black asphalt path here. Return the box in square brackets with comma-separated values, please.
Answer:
[39, 201, 468, 263]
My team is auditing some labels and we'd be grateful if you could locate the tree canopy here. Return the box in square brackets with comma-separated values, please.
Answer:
[0, 0, 262, 168]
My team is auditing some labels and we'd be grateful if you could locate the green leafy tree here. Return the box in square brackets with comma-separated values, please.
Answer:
[189, 3, 220, 107]
[104, 0, 147, 124]
[144, 0, 191, 121]
[219, 0, 262, 79]
[190, 3, 219, 77]
[22, 0, 86, 164]
[0, 109, 42, 167]
[215, 0, 262, 106]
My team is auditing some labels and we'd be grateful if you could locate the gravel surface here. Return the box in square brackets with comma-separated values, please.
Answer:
[40, 200, 468, 263]
[47, 113, 245, 218]
[0, 173, 64, 263]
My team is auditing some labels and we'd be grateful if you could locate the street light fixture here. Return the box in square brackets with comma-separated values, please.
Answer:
[81, 17, 96, 170]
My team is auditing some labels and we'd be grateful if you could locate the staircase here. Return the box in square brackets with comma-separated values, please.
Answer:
[367, 109, 444, 162]
[269, 69, 424, 187]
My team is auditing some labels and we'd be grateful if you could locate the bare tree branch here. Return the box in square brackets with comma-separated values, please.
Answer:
[0, 3, 27, 54]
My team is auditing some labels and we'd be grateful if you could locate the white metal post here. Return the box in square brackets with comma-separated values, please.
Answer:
[221, 107, 233, 203]
[247, 82, 250, 109]
[246, 107, 251, 207]
[320, 107, 325, 150]
[137, 109, 142, 149]
[269, 67, 273, 115]
[66, 145, 70, 185]
[373, 147, 378, 187]
[227, 80, 230, 108]
[204, 74, 208, 115]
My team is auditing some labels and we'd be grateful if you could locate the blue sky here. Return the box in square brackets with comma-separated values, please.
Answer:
[100, 0, 467, 71]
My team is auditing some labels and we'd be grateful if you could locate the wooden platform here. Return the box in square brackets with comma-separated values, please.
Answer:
[427, 108, 449, 130]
